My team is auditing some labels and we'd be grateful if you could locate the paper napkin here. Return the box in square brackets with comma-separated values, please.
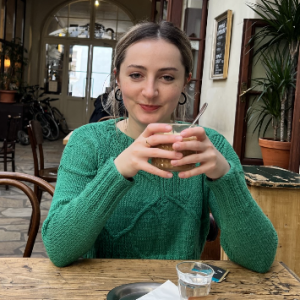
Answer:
[137, 280, 180, 300]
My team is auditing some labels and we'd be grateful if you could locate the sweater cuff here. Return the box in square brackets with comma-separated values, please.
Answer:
[205, 162, 252, 215]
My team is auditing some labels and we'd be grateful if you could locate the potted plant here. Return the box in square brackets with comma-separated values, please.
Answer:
[0, 39, 28, 103]
[245, 0, 300, 169]
[246, 50, 296, 169]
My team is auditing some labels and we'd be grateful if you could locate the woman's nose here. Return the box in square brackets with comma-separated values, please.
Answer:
[141, 79, 158, 99]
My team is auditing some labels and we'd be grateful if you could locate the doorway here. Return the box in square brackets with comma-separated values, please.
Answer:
[41, 0, 134, 129]
[43, 39, 114, 128]
[66, 42, 113, 126]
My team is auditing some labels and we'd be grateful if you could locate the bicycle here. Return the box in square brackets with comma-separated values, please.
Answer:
[40, 98, 69, 134]
[18, 85, 59, 141]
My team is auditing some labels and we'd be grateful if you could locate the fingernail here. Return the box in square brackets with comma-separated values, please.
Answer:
[175, 153, 182, 159]
[175, 136, 182, 141]
[171, 160, 177, 165]
[173, 143, 179, 150]
[181, 130, 187, 136]
[165, 125, 172, 131]
[167, 172, 173, 178]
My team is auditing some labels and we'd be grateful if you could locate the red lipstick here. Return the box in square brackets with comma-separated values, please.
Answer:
[140, 104, 160, 112]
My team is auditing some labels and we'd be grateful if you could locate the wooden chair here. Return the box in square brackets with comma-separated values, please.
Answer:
[27, 120, 58, 203]
[0, 172, 54, 257]
[97, 115, 115, 122]
[0, 115, 21, 190]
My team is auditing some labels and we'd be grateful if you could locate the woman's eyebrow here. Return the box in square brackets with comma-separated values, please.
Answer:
[127, 65, 178, 72]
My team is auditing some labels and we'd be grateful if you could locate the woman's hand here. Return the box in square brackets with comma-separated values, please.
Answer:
[170, 126, 230, 179]
[114, 123, 184, 179]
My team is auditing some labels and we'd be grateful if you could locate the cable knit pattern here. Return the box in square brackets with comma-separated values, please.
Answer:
[42, 119, 278, 272]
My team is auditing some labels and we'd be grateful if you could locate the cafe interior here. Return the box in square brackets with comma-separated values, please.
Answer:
[1, 0, 300, 298]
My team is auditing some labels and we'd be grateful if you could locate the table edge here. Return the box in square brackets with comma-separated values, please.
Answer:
[280, 261, 300, 282]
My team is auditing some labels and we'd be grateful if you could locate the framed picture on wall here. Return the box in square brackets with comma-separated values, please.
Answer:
[210, 10, 233, 80]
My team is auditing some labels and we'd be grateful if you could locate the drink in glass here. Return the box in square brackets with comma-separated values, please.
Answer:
[151, 124, 197, 172]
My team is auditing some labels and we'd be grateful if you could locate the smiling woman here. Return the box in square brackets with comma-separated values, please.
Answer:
[42, 21, 278, 274]
[116, 38, 188, 135]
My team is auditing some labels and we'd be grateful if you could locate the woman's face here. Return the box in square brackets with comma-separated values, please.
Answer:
[117, 39, 189, 128]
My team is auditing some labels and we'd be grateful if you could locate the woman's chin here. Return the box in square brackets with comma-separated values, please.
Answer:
[140, 117, 170, 125]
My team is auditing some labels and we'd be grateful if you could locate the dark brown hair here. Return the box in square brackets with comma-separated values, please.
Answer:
[114, 21, 193, 79]
[104, 21, 194, 120]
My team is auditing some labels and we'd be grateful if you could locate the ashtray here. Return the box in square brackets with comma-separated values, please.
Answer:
[107, 282, 161, 300]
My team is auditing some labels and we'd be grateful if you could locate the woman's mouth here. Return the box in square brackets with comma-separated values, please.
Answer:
[139, 104, 161, 112]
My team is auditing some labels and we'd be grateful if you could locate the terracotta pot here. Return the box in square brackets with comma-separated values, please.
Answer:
[259, 138, 291, 170]
[0, 90, 17, 103]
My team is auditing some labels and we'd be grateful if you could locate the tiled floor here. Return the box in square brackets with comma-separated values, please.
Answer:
[0, 136, 65, 257]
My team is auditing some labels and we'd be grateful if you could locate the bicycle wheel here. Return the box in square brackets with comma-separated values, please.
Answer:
[52, 107, 69, 134]
[44, 114, 59, 141]
[34, 112, 51, 138]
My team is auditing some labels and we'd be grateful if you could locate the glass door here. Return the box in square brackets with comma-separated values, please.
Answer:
[68, 45, 89, 99]
[90, 46, 113, 99]
[64, 42, 113, 127]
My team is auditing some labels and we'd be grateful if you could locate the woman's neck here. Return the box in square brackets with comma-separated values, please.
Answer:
[117, 118, 146, 140]
[117, 115, 173, 140]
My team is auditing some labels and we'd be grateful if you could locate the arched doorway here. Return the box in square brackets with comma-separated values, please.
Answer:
[40, 0, 134, 129]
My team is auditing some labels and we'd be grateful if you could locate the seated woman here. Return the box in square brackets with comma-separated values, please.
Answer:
[42, 21, 278, 272]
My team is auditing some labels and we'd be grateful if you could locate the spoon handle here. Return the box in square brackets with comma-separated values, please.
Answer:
[190, 102, 208, 127]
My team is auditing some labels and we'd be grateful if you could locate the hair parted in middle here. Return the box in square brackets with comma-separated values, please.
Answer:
[102, 21, 194, 121]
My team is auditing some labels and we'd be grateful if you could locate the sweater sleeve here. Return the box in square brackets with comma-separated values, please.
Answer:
[205, 130, 278, 273]
[42, 126, 134, 267]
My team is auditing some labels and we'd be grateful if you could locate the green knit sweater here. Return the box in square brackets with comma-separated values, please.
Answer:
[42, 119, 278, 272]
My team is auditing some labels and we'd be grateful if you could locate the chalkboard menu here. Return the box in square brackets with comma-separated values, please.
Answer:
[214, 19, 227, 75]
[211, 10, 233, 80]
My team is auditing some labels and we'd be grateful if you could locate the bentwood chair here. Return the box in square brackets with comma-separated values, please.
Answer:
[27, 120, 58, 203]
[0, 115, 21, 190]
[97, 115, 115, 122]
[0, 172, 54, 257]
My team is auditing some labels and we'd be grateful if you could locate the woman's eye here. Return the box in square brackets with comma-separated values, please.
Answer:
[129, 73, 142, 79]
[162, 75, 174, 82]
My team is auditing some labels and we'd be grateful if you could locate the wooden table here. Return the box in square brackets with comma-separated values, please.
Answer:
[63, 131, 73, 145]
[243, 165, 300, 276]
[0, 259, 300, 299]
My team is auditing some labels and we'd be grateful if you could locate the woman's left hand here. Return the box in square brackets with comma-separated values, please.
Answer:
[171, 126, 230, 179]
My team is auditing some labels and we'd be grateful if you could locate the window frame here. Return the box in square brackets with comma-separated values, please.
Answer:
[0, 0, 26, 76]
[151, 0, 209, 121]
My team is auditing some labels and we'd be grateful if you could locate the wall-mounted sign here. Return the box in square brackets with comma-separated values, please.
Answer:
[211, 10, 233, 80]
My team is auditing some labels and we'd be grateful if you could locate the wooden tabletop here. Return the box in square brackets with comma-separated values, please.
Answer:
[243, 165, 300, 188]
[0, 259, 299, 299]
[63, 131, 73, 145]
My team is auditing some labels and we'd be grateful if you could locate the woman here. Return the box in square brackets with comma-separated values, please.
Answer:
[42, 21, 277, 272]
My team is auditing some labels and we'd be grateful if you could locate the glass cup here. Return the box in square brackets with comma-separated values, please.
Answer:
[151, 124, 197, 172]
[176, 261, 214, 300]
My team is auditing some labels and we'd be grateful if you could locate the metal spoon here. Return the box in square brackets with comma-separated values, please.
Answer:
[190, 102, 208, 127]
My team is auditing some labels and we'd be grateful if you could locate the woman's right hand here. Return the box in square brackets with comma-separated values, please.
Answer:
[114, 123, 183, 179]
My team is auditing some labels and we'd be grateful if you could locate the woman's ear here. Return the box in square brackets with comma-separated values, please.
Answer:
[183, 73, 192, 91]
[114, 68, 120, 87]
[186, 72, 192, 84]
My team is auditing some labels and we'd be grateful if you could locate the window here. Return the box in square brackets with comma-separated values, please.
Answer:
[0, 0, 26, 80]
[46, 0, 133, 40]
[182, 0, 208, 120]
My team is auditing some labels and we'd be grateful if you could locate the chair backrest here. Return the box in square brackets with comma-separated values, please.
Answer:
[97, 116, 115, 122]
[6, 115, 21, 143]
[27, 120, 45, 176]
[0, 171, 54, 257]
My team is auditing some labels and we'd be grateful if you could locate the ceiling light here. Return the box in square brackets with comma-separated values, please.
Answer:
[95, 0, 99, 6]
